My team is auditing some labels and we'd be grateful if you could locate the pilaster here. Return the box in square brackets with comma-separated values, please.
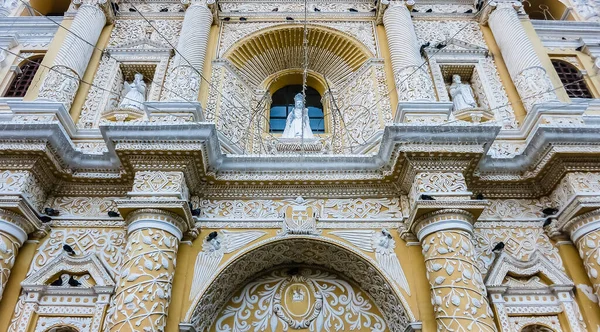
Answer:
[564, 209, 600, 306]
[482, 0, 557, 112]
[413, 209, 496, 332]
[0, 209, 28, 302]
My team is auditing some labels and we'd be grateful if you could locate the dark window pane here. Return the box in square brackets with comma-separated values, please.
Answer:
[5, 56, 43, 97]
[270, 106, 288, 118]
[552, 60, 593, 99]
[270, 119, 287, 132]
[269, 85, 325, 133]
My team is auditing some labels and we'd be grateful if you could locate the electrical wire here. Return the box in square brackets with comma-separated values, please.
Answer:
[0, 46, 197, 119]
[18, 0, 199, 109]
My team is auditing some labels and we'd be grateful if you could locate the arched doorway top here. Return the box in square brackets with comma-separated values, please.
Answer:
[184, 236, 415, 332]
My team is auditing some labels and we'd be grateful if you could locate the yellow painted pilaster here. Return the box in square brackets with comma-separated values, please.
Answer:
[479, 25, 527, 124]
[375, 24, 398, 118]
[0, 238, 37, 332]
[521, 19, 570, 102]
[23, 19, 74, 101]
[198, 24, 220, 108]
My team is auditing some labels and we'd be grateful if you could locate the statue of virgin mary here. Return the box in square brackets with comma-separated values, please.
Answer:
[282, 93, 314, 139]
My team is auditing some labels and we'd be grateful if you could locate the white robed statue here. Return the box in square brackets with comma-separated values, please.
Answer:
[449, 74, 477, 112]
[282, 93, 314, 139]
[119, 73, 147, 110]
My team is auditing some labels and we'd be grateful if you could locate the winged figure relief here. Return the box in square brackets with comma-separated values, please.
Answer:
[329, 229, 411, 295]
[189, 230, 266, 300]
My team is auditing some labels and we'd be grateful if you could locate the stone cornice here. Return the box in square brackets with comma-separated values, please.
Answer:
[3, 100, 600, 197]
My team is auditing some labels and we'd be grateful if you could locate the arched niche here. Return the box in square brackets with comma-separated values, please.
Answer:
[208, 23, 390, 154]
[223, 24, 373, 87]
[182, 237, 416, 332]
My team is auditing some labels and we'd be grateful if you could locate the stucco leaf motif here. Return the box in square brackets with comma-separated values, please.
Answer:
[214, 268, 386, 332]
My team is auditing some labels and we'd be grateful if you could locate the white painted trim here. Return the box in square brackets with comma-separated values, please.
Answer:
[128, 219, 182, 240]
[0, 218, 27, 245]
[416, 219, 473, 241]
[571, 218, 600, 243]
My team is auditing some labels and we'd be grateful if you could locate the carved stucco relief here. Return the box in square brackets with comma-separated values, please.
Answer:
[218, 21, 377, 57]
[30, 228, 126, 278]
[195, 197, 403, 220]
[473, 221, 563, 275]
[211, 267, 387, 332]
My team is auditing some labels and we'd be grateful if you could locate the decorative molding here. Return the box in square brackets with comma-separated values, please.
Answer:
[473, 221, 562, 275]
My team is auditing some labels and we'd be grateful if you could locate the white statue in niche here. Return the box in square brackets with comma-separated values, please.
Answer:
[449, 74, 477, 112]
[119, 73, 147, 110]
[282, 93, 314, 139]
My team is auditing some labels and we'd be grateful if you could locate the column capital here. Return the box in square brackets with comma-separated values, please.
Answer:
[125, 208, 188, 240]
[411, 209, 474, 241]
[0, 208, 46, 245]
[564, 209, 600, 243]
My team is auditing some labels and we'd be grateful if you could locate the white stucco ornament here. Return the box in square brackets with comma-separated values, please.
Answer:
[449, 74, 477, 112]
[282, 93, 314, 139]
[119, 73, 147, 111]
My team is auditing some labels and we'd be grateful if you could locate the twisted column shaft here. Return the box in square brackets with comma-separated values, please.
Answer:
[38, 4, 107, 110]
[383, 5, 435, 101]
[163, 3, 212, 101]
[487, 3, 557, 111]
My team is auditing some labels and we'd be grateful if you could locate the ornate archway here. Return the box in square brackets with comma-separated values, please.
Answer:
[183, 237, 414, 332]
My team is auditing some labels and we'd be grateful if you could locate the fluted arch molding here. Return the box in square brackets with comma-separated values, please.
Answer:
[183, 236, 415, 332]
[222, 24, 373, 87]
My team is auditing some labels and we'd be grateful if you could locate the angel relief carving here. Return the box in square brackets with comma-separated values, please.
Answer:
[119, 73, 147, 111]
[189, 230, 267, 301]
[329, 229, 411, 295]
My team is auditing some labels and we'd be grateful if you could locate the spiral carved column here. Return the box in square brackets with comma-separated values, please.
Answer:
[107, 209, 185, 332]
[414, 210, 496, 332]
[565, 210, 600, 306]
[0, 209, 31, 302]
[163, 2, 213, 101]
[383, 4, 435, 101]
[38, 2, 109, 110]
[486, 2, 557, 112]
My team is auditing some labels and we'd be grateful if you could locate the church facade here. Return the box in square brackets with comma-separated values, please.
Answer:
[0, 0, 599, 331]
